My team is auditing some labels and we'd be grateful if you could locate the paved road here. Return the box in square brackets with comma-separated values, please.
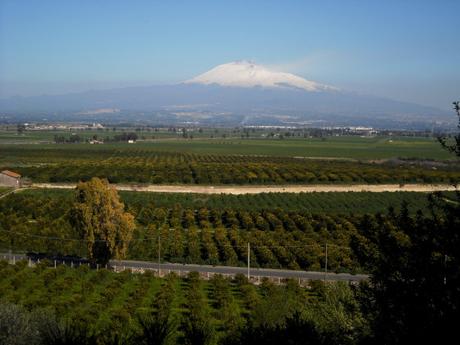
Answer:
[32, 182, 458, 195]
[1, 253, 367, 282]
[114, 260, 368, 282]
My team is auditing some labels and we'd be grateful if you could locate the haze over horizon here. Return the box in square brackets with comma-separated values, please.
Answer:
[0, 0, 459, 110]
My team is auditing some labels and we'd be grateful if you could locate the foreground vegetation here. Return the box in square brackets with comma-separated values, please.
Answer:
[0, 263, 364, 345]
[1, 188, 459, 344]
[0, 187, 12, 197]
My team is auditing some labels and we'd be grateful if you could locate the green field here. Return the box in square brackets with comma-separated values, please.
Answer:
[124, 137, 452, 160]
[0, 127, 244, 143]
[0, 134, 454, 160]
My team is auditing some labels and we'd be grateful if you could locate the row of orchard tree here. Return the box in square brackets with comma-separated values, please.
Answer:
[0, 184, 367, 272]
[1, 177, 459, 273]
[11, 152, 460, 184]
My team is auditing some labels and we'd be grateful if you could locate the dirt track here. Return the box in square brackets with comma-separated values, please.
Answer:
[31, 183, 458, 194]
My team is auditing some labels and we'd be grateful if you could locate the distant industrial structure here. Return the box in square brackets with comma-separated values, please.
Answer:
[0, 170, 22, 188]
[25, 122, 104, 131]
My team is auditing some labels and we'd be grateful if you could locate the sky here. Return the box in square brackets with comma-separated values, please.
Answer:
[0, 0, 459, 110]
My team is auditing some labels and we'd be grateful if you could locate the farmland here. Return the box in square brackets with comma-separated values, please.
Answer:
[1, 139, 459, 185]
[0, 129, 455, 159]
[2, 189, 455, 273]
[3, 128, 459, 185]
[1, 132, 458, 273]
[1, 129, 460, 345]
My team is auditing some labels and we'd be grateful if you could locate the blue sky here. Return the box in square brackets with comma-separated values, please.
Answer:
[0, 0, 459, 109]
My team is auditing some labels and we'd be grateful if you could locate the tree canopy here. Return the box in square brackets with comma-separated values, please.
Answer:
[352, 102, 460, 344]
[70, 177, 135, 265]
[438, 100, 460, 157]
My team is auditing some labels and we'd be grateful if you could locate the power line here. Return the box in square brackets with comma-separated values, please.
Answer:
[0, 228, 84, 242]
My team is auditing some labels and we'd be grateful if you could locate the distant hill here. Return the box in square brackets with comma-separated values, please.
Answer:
[0, 61, 453, 129]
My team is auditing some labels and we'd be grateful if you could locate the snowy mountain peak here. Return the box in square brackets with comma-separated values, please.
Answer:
[184, 61, 337, 92]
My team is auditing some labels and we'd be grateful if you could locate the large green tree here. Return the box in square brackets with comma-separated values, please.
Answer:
[70, 177, 135, 265]
[352, 102, 460, 344]
[438, 100, 460, 156]
[352, 199, 460, 344]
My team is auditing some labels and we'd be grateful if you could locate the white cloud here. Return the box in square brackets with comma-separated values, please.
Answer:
[263, 52, 339, 75]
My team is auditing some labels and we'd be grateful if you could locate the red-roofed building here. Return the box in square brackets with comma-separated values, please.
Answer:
[0, 170, 22, 188]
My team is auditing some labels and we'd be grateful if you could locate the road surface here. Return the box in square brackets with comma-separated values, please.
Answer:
[2, 253, 368, 282]
[32, 183, 458, 194]
[114, 260, 368, 282]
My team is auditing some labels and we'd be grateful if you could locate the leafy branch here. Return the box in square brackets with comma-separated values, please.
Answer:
[438, 101, 460, 157]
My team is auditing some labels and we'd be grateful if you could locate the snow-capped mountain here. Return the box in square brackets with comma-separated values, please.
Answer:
[0, 61, 452, 129]
[185, 60, 336, 92]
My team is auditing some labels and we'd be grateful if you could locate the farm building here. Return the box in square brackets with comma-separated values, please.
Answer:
[0, 170, 22, 188]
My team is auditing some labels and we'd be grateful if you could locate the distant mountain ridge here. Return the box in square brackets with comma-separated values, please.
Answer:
[0, 61, 453, 129]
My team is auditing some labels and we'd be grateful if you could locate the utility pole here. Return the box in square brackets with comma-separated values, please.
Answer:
[444, 254, 448, 285]
[324, 243, 328, 282]
[158, 235, 161, 277]
[247, 242, 250, 280]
